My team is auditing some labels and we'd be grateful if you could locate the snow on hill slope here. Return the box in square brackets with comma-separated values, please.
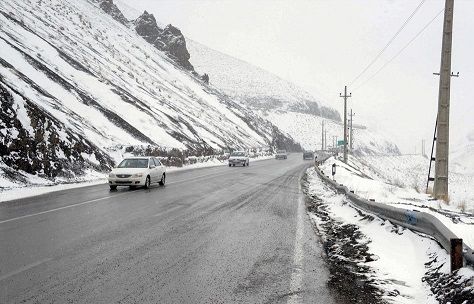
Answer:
[0, 0, 299, 187]
[263, 111, 400, 156]
[451, 129, 474, 175]
[187, 39, 400, 155]
[187, 39, 340, 121]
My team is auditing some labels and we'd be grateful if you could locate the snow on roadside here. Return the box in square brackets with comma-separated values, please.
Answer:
[306, 167, 441, 304]
[319, 155, 474, 249]
[360, 155, 474, 214]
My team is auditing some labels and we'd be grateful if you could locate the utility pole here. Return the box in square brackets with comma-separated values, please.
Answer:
[339, 86, 351, 163]
[324, 130, 328, 151]
[349, 109, 355, 152]
[433, 0, 455, 200]
[321, 120, 325, 151]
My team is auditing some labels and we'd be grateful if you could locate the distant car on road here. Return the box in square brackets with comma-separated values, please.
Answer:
[275, 150, 287, 160]
[228, 151, 250, 167]
[108, 156, 166, 190]
[303, 150, 314, 160]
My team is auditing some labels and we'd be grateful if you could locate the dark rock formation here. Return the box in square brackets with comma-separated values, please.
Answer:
[134, 11, 161, 45]
[134, 11, 194, 71]
[0, 82, 113, 180]
[97, 0, 127, 25]
[160, 24, 193, 70]
[289, 100, 341, 121]
[201, 73, 209, 84]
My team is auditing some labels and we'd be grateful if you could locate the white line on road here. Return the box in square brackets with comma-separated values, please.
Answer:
[288, 179, 305, 304]
[0, 258, 52, 282]
[0, 192, 131, 225]
[153, 205, 183, 217]
[166, 170, 234, 185]
[0, 167, 252, 225]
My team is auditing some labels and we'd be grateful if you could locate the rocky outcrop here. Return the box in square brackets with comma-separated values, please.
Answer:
[97, 0, 127, 25]
[0, 82, 113, 179]
[134, 11, 194, 71]
[160, 24, 193, 70]
[288, 100, 341, 121]
[133, 11, 160, 45]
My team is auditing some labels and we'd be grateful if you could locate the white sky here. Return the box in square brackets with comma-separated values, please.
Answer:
[120, 0, 474, 153]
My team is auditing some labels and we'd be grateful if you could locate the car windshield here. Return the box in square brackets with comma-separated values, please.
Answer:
[117, 158, 149, 168]
[231, 152, 245, 156]
[277, 150, 286, 154]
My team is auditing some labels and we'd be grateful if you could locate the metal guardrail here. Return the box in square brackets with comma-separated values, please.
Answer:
[313, 160, 474, 270]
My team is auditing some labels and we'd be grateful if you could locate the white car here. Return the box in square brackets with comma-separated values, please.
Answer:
[228, 151, 250, 167]
[108, 156, 166, 190]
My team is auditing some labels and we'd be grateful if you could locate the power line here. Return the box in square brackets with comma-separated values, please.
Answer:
[353, 8, 444, 92]
[349, 0, 426, 87]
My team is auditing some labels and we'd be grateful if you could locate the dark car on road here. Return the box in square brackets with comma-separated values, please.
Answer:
[303, 151, 314, 160]
[275, 150, 288, 159]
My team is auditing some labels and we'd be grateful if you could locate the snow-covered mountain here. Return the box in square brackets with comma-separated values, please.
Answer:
[187, 39, 399, 156]
[0, 0, 300, 186]
[187, 40, 341, 121]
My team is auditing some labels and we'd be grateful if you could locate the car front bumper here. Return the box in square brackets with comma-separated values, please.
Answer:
[108, 176, 147, 186]
[228, 159, 247, 165]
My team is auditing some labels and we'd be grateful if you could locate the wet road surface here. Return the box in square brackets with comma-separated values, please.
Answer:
[0, 154, 336, 303]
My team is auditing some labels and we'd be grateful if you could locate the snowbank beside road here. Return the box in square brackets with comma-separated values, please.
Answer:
[306, 167, 441, 304]
[319, 155, 474, 250]
[306, 166, 474, 303]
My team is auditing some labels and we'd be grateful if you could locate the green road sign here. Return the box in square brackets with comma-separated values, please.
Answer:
[337, 140, 345, 146]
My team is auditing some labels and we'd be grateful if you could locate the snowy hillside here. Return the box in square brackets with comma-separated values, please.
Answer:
[187, 40, 340, 121]
[187, 39, 401, 156]
[0, 0, 300, 187]
[451, 129, 474, 175]
[263, 111, 400, 156]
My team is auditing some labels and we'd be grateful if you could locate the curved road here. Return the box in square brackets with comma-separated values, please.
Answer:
[0, 154, 335, 303]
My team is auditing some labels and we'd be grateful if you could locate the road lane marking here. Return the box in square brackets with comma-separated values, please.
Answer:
[167, 170, 240, 185]
[0, 258, 52, 282]
[0, 168, 253, 225]
[0, 192, 131, 225]
[288, 180, 305, 304]
[153, 205, 183, 217]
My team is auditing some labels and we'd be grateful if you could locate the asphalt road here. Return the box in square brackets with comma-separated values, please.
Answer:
[0, 154, 336, 304]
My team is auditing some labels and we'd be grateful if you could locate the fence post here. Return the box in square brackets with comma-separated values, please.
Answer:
[451, 238, 463, 272]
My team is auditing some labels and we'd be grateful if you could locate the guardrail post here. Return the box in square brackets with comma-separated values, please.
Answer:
[451, 238, 463, 272]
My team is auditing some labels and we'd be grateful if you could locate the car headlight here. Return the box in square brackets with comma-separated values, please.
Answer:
[132, 173, 143, 178]
[109, 173, 116, 178]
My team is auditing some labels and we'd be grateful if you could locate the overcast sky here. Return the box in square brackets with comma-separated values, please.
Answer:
[119, 0, 473, 153]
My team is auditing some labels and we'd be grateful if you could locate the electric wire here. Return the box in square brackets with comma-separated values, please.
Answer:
[348, 0, 426, 87]
[353, 8, 445, 92]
